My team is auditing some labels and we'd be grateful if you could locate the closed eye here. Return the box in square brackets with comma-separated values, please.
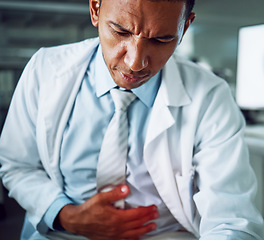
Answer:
[110, 22, 131, 37]
[115, 30, 130, 36]
[152, 36, 176, 44]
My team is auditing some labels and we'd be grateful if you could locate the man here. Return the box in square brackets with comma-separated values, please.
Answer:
[0, 0, 263, 239]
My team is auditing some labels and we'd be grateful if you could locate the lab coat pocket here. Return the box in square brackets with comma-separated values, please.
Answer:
[175, 169, 196, 223]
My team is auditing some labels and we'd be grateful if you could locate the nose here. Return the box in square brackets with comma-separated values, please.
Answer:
[124, 37, 149, 72]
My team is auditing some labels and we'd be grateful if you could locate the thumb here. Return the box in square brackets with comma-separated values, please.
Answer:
[99, 184, 130, 204]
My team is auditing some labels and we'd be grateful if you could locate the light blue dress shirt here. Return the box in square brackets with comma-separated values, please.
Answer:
[42, 45, 182, 236]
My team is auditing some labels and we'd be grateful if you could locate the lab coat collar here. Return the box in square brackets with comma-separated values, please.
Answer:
[48, 38, 100, 77]
[159, 54, 192, 108]
[144, 53, 191, 146]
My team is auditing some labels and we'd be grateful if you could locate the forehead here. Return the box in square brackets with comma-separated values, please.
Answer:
[100, 0, 187, 36]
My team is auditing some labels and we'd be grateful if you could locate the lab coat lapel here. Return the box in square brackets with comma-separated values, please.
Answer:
[40, 39, 100, 184]
[144, 55, 197, 234]
[145, 55, 191, 146]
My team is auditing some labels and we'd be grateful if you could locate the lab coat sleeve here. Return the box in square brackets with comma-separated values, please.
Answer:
[192, 81, 264, 239]
[0, 50, 65, 232]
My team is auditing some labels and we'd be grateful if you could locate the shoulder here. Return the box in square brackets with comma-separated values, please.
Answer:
[170, 53, 230, 97]
[173, 54, 224, 86]
[32, 37, 99, 68]
[22, 37, 99, 84]
[36, 37, 98, 57]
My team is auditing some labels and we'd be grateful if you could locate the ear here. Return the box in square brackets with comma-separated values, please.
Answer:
[183, 12, 196, 36]
[90, 0, 100, 27]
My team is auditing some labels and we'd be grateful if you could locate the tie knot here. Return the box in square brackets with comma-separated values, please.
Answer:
[110, 88, 136, 111]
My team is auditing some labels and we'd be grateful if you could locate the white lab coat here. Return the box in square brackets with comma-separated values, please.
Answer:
[0, 38, 263, 239]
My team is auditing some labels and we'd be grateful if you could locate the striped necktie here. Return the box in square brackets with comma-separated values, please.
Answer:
[96, 88, 136, 208]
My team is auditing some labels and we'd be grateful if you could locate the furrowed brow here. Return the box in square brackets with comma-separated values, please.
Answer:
[109, 21, 130, 32]
[109, 21, 176, 41]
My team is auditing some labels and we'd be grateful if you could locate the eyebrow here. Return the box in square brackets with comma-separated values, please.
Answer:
[109, 21, 176, 41]
[109, 22, 131, 33]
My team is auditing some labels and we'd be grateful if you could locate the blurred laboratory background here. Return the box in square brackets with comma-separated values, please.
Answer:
[0, 0, 264, 239]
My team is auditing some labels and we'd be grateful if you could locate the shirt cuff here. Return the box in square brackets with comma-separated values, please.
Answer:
[43, 195, 74, 230]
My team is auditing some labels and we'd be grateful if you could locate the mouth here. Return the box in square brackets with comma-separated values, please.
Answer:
[118, 71, 150, 84]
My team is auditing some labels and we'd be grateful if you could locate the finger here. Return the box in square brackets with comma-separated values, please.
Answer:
[99, 184, 130, 204]
[122, 205, 158, 222]
[121, 222, 157, 239]
[122, 210, 159, 231]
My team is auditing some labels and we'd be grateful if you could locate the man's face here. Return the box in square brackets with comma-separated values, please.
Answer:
[90, 0, 195, 89]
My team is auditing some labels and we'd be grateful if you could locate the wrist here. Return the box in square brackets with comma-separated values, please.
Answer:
[57, 204, 77, 232]
[43, 196, 74, 231]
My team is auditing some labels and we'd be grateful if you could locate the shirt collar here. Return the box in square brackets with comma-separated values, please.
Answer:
[94, 45, 161, 108]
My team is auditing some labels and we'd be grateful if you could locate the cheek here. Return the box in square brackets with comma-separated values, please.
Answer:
[99, 31, 126, 67]
[150, 45, 176, 71]
[102, 44, 125, 70]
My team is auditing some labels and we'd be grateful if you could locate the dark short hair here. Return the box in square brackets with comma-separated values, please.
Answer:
[148, 0, 195, 18]
[99, 0, 195, 18]
[184, 0, 195, 17]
